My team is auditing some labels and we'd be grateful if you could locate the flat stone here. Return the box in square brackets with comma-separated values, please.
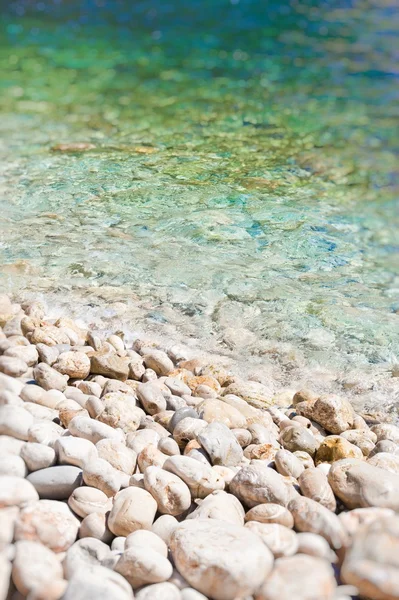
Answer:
[27, 466, 82, 500]
[90, 352, 129, 381]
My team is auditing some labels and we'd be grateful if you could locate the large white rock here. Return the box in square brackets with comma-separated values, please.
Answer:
[170, 519, 273, 600]
[0, 475, 39, 508]
[197, 422, 243, 467]
[0, 405, 34, 441]
[230, 461, 292, 508]
[108, 486, 158, 536]
[187, 491, 245, 526]
[12, 540, 63, 596]
[62, 564, 134, 600]
[55, 436, 98, 468]
[255, 554, 337, 600]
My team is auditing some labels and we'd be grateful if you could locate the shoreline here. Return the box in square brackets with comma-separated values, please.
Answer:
[4, 287, 398, 423]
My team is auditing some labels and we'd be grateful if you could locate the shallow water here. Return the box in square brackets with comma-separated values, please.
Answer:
[1, 1, 398, 413]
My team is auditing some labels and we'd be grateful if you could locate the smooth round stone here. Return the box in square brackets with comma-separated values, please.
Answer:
[231, 428, 252, 447]
[33, 363, 68, 391]
[279, 426, 320, 457]
[0, 454, 27, 478]
[328, 458, 399, 510]
[298, 468, 336, 511]
[0, 405, 34, 441]
[68, 487, 109, 518]
[371, 423, 399, 444]
[151, 515, 179, 545]
[341, 515, 399, 600]
[173, 418, 208, 450]
[126, 429, 161, 454]
[197, 399, 247, 429]
[245, 522, 298, 558]
[0, 373, 24, 396]
[36, 343, 60, 366]
[125, 530, 168, 557]
[212, 465, 237, 486]
[137, 382, 167, 415]
[27, 466, 82, 500]
[164, 377, 191, 397]
[369, 440, 399, 457]
[181, 590, 208, 600]
[166, 395, 187, 411]
[136, 582, 181, 600]
[0, 475, 39, 508]
[0, 506, 20, 546]
[170, 519, 273, 600]
[137, 444, 168, 472]
[143, 466, 192, 516]
[63, 537, 111, 578]
[187, 490, 245, 526]
[169, 408, 199, 433]
[108, 487, 158, 537]
[111, 537, 126, 552]
[4, 344, 38, 367]
[296, 532, 338, 562]
[115, 545, 173, 589]
[97, 393, 143, 434]
[68, 415, 125, 444]
[164, 455, 225, 499]
[12, 540, 63, 596]
[230, 461, 291, 508]
[96, 438, 137, 475]
[83, 458, 121, 497]
[244, 504, 294, 528]
[78, 380, 102, 397]
[197, 422, 243, 467]
[14, 499, 80, 552]
[53, 351, 91, 379]
[340, 429, 376, 456]
[79, 511, 114, 544]
[23, 402, 57, 421]
[0, 389, 23, 407]
[274, 449, 305, 479]
[143, 350, 174, 377]
[55, 436, 98, 468]
[255, 554, 337, 600]
[158, 437, 181, 456]
[0, 435, 24, 456]
[0, 356, 28, 377]
[27, 421, 64, 446]
[368, 452, 399, 474]
[288, 495, 349, 550]
[62, 564, 134, 600]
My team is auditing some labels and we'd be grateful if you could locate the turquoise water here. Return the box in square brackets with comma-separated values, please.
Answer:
[0, 1, 398, 412]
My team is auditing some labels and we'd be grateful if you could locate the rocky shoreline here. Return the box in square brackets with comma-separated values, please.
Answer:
[0, 292, 399, 600]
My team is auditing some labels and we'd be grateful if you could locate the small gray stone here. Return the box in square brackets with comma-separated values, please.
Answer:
[27, 466, 82, 500]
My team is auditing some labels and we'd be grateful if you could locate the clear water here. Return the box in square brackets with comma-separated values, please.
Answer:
[1, 0, 398, 413]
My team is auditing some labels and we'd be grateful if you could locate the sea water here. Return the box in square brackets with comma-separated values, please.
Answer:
[0, 0, 398, 414]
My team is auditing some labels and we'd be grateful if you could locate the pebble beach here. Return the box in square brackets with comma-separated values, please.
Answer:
[1, 293, 399, 600]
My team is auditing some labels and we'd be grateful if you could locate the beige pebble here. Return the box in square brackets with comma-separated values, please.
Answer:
[0, 475, 39, 508]
[0, 356, 28, 377]
[79, 512, 114, 544]
[298, 468, 336, 511]
[245, 522, 298, 557]
[296, 532, 337, 562]
[137, 382, 167, 415]
[0, 454, 27, 478]
[115, 545, 173, 589]
[126, 429, 160, 454]
[151, 515, 179, 545]
[245, 503, 294, 528]
[144, 466, 192, 516]
[55, 436, 98, 468]
[83, 458, 121, 497]
[68, 487, 109, 518]
[289, 495, 349, 550]
[138, 444, 168, 471]
[68, 415, 125, 444]
[4, 344, 38, 367]
[108, 486, 158, 537]
[164, 455, 224, 499]
[97, 393, 143, 434]
[255, 553, 336, 600]
[170, 518, 273, 600]
[12, 540, 63, 596]
[63, 537, 111, 578]
[125, 529, 168, 557]
[0, 405, 34, 441]
[135, 582, 181, 600]
[33, 363, 68, 392]
[187, 490, 244, 526]
[230, 461, 291, 508]
[197, 399, 247, 429]
[28, 421, 64, 446]
[62, 563, 133, 600]
[96, 438, 137, 475]
[274, 449, 305, 479]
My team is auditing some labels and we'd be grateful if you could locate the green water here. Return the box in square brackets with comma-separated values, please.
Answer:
[0, 0, 398, 412]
